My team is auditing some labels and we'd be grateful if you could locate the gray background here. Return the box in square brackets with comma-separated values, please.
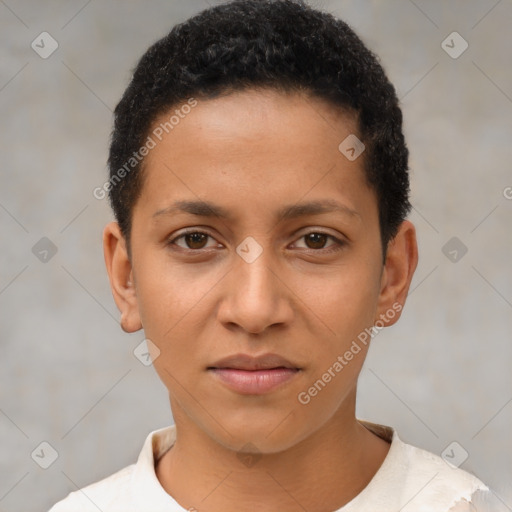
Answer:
[1, 1, 511, 510]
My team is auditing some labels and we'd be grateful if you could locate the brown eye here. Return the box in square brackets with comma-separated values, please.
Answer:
[168, 230, 219, 251]
[184, 232, 208, 249]
[292, 231, 345, 253]
[304, 232, 329, 249]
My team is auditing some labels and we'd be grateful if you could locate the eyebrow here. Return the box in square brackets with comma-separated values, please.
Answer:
[152, 199, 360, 222]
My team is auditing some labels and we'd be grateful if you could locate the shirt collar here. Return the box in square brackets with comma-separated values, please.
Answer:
[128, 420, 485, 511]
[131, 424, 182, 510]
[129, 420, 398, 510]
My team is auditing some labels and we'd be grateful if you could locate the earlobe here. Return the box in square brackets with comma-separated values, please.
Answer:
[376, 220, 418, 327]
[103, 222, 143, 333]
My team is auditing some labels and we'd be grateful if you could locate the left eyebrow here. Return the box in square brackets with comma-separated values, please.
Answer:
[152, 199, 360, 222]
[277, 199, 360, 222]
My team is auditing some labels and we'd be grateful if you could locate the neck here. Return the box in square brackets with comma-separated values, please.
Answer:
[156, 393, 390, 512]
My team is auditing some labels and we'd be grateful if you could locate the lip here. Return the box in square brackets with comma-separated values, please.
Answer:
[209, 353, 299, 371]
[207, 353, 301, 395]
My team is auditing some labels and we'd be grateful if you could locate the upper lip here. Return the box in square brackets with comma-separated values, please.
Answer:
[208, 353, 300, 371]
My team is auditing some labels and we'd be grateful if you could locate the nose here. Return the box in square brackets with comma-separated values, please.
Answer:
[216, 244, 294, 335]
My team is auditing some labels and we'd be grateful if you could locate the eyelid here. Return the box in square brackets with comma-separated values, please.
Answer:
[290, 229, 346, 252]
[166, 227, 347, 253]
[167, 227, 222, 250]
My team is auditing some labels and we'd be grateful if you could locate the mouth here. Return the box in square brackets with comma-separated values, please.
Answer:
[207, 353, 301, 395]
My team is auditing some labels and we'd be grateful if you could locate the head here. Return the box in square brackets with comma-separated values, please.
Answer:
[103, 0, 417, 454]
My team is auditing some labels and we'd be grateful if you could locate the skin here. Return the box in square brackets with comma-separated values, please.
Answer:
[103, 88, 418, 512]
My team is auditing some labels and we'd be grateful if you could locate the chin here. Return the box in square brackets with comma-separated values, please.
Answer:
[202, 407, 312, 454]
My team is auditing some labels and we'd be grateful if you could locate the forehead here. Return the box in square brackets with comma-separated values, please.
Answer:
[153, 87, 359, 149]
[134, 88, 376, 224]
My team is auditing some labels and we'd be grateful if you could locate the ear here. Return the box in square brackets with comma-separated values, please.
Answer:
[103, 222, 142, 333]
[375, 220, 418, 327]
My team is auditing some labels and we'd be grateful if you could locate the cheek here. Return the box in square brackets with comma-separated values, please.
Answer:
[135, 254, 223, 336]
[290, 263, 380, 346]
[293, 270, 376, 423]
[134, 257, 226, 383]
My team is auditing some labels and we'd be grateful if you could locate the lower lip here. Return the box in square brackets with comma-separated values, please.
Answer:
[209, 367, 299, 394]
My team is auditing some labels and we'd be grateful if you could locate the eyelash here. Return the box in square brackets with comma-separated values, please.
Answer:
[166, 229, 346, 254]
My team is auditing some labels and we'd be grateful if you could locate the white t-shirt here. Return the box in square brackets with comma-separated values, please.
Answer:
[48, 421, 499, 511]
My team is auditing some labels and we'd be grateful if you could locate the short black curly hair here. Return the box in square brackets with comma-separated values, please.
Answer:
[107, 0, 410, 258]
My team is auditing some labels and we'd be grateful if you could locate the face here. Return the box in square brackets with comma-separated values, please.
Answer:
[104, 88, 417, 454]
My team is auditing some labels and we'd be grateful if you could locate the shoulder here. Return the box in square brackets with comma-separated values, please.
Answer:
[354, 421, 489, 511]
[387, 433, 489, 511]
[47, 464, 135, 512]
[404, 441, 486, 489]
[47, 425, 177, 512]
